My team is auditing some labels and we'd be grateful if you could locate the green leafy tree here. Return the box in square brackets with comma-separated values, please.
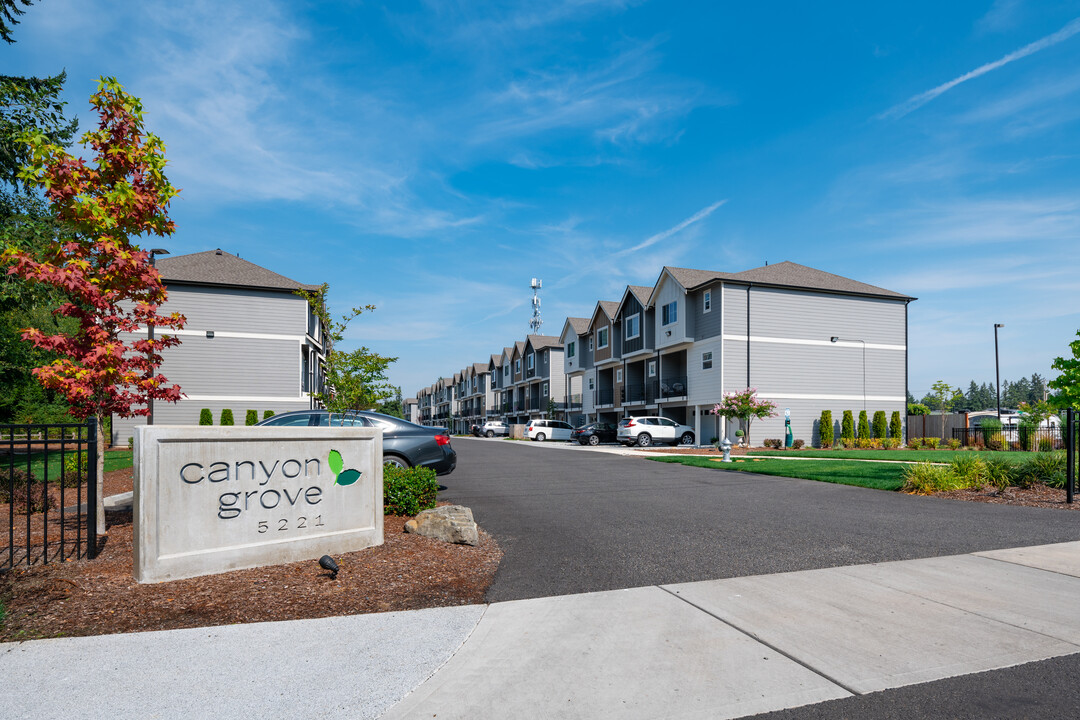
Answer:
[1049, 330, 1080, 409]
[908, 403, 930, 415]
[890, 411, 902, 440]
[841, 410, 854, 440]
[199, 408, 212, 425]
[857, 410, 870, 440]
[818, 409, 833, 447]
[245, 409, 257, 426]
[929, 380, 964, 440]
[1, 0, 33, 44]
[296, 284, 397, 413]
[872, 410, 886, 439]
[710, 388, 777, 446]
[220, 409, 234, 426]
[377, 387, 404, 419]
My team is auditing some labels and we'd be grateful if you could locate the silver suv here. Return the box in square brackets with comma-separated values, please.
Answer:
[617, 416, 695, 447]
[481, 420, 509, 438]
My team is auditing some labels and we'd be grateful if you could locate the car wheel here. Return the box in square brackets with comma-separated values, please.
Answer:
[636, 433, 652, 447]
[486, 430, 495, 438]
[680, 432, 695, 445]
[535, 432, 546, 442]
[588, 434, 600, 446]
[383, 455, 410, 469]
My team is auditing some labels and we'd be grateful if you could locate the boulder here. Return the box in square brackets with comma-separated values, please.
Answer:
[404, 505, 479, 546]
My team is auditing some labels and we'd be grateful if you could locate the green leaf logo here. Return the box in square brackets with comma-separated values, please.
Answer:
[328, 449, 361, 486]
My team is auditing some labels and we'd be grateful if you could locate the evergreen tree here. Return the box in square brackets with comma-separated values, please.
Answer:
[857, 410, 870, 440]
[872, 410, 887, 439]
[841, 410, 854, 440]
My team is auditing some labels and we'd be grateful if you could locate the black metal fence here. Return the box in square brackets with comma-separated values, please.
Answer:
[2, 419, 98, 569]
[1067, 409, 1078, 504]
[951, 425, 1064, 451]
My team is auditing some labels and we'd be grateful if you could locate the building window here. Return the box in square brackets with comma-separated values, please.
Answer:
[515, 359, 521, 374]
[567, 341, 576, 359]
[588, 337, 594, 351]
[528, 353, 534, 371]
[588, 377, 594, 390]
[597, 326, 609, 349]
[625, 313, 640, 340]
[648, 360, 656, 377]
[703, 291, 712, 313]
[616, 369, 623, 383]
[662, 301, 678, 326]
[702, 351, 713, 370]
[504, 365, 509, 377]
[542, 382, 548, 396]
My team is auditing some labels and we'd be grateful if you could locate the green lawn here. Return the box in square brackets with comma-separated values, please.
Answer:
[5, 449, 132, 482]
[650, 455, 907, 491]
[748, 449, 1041, 463]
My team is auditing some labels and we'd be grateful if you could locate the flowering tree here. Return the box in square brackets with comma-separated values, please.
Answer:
[3, 77, 185, 530]
[711, 388, 777, 446]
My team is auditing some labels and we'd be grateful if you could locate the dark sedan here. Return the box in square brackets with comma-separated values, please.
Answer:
[256, 410, 456, 475]
[571, 422, 618, 446]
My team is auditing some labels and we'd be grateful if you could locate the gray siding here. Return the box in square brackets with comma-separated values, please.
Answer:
[620, 295, 645, 355]
[165, 285, 307, 336]
[146, 334, 300, 397]
[693, 283, 723, 340]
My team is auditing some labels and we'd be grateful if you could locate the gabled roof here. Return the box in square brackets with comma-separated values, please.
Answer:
[588, 300, 619, 328]
[490, 353, 503, 367]
[514, 341, 526, 357]
[565, 317, 591, 336]
[726, 261, 913, 299]
[472, 362, 489, 374]
[616, 285, 654, 317]
[525, 334, 561, 352]
[157, 249, 322, 292]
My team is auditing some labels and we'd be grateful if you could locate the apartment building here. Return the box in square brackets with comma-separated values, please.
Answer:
[415, 261, 912, 445]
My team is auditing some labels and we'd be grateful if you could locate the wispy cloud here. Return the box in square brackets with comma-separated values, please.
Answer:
[615, 200, 727, 256]
[878, 16, 1080, 120]
[976, 0, 1024, 34]
[877, 196, 1080, 247]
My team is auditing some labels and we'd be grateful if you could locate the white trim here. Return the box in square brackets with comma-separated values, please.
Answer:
[703, 290, 712, 313]
[597, 325, 610, 350]
[722, 334, 905, 352]
[179, 394, 311, 403]
[625, 313, 641, 341]
[757, 393, 906, 402]
[140, 328, 306, 342]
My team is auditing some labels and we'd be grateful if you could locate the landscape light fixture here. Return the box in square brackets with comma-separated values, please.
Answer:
[994, 324, 1004, 422]
[147, 248, 170, 426]
[830, 336, 866, 411]
[319, 554, 340, 579]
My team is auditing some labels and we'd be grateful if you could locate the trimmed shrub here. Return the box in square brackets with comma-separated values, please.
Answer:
[947, 438, 961, 450]
[263, 410, 275, 420]
[220, 409, 234, 426]
[872, 411, 887, 439]
[763, 438, 782, 449]
[984, 456, 1017, 491]
[856, 438, 873, 449]
[902, 462, 981, 495]
[907, 437, 922, 450]
[949, 455, 987, 487]
[819, 410, 833, 448]
[857, 411, 870, 440]
[383, 465, 438, 516]
[199, 408, 213, 426]
[793, 439, 805, 449]
[245, 410, 258, 426]
[841, 411, 854, 441]
[890, 411, 902, 441]
[882, 437, 901, 450]
[923, 437, 940, 450]
[0, 468, 56, 514]
[1015, 452, 1066, 489]
[840, 437, 856, 449]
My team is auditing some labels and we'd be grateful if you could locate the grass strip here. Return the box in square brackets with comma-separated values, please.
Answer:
[650, 455, 907, 491]
[7, 449, 133, 482]
[748, 449, 1041, 463]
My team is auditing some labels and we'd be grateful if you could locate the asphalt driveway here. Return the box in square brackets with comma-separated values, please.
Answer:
[442, 438, 1080, 603]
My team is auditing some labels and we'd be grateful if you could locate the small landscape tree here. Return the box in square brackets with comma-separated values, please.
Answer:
[908, 403, 930, 416]
[245, 409, 257, 426]
[1049, 330, 1080, 409]
[262, 409, 275, 420]
[220, 408, 234, 426]
[857, 410, 870, 440]
[872, 410, 887, 439]
[929, 380, 964, 440]
[841, 410, 854, 441]
[199, 408, 212, 425]
[710, 388, 777, 447]
[3, 77, 184, 530]
[818, 409, 833, 448]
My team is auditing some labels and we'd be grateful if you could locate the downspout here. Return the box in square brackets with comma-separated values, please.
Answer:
[746, 284, 752, 388]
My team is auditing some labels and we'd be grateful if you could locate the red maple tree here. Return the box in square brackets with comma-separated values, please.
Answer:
[3, 77, 185, 530]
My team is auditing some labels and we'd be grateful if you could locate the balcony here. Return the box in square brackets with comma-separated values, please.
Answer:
[596, 387, 615, 406]
[659, 376, 688, 399]
[623, 380, 659, 406]
[564, 394, 583, 411]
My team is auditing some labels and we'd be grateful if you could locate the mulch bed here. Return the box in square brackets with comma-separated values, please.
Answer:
[934, 484, 1080, 511]
[0, 468, 502, 642]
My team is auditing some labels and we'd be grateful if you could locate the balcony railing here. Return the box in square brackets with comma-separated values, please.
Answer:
[596, 387, 615, 406]
[564, 394, 583, 410]
[623, 380, 659, 405]
[659, 376, 688, 399]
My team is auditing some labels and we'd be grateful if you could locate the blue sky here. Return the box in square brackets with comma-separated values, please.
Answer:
[7, 0, 1080, 399]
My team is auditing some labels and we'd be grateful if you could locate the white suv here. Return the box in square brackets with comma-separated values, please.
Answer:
[481, 420, 509, 438]
[617, 416, 695, 447]
[526, 419, 573, 442]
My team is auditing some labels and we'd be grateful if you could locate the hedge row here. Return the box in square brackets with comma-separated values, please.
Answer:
[199, 409, 275, 425]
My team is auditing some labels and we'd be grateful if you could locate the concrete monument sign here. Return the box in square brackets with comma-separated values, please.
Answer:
[133, 426, 383, 583]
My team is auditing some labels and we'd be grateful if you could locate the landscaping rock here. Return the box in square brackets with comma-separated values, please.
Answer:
[405, 505, 479, 546]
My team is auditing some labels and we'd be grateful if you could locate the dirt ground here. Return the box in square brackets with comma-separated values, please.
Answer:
[0, 466, 502, 642]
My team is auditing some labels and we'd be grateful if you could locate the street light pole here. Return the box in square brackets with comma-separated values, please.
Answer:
[994, 323, 1004, 423]
[147, 248, 170, 425]
[831, 336, 866, 412]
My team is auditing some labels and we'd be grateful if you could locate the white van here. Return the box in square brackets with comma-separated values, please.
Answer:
[526, 419, 573, 442]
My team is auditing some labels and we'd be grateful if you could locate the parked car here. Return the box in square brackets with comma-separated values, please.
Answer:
[526, 418, 574, 442]
[256, 410, 456, 475]
[481, 420, 509, 438]
[571, 422, 618, 446]
[617, 416, 695, 447]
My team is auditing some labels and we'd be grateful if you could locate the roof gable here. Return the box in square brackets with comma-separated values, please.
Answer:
[157, 249, 322, 292]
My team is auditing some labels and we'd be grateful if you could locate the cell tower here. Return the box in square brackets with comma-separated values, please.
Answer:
[529, 278, 543, 334]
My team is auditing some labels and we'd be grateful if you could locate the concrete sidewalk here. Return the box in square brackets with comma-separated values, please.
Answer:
[4, 542, 1080, 719]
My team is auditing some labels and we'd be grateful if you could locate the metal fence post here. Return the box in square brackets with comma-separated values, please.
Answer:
[86, 416, 99, 558]
[1068, 409, 1075, 505]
